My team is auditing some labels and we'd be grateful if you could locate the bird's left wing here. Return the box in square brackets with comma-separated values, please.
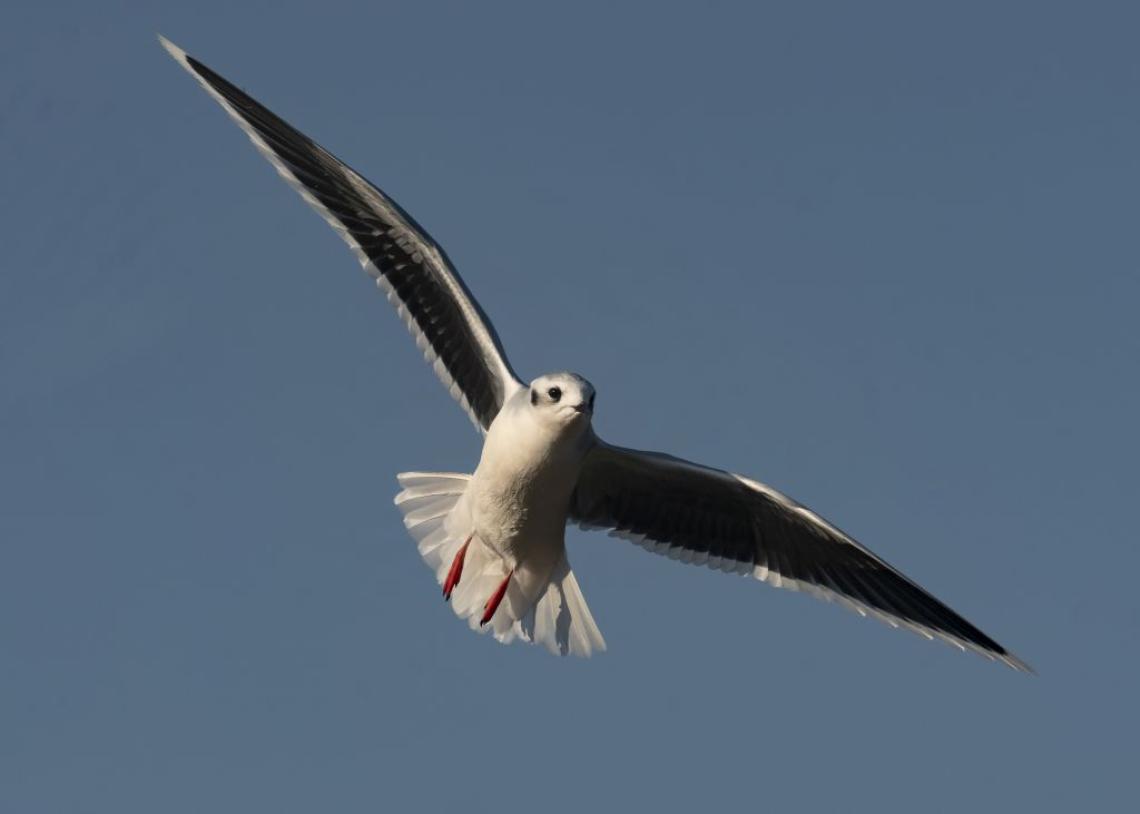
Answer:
[160, 37, 523, 432]
[570, 440, 1030, 671]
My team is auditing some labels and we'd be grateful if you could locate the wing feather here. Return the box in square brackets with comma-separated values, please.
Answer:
[160, 36, 522, 431]
[571, 441, 1031, 672]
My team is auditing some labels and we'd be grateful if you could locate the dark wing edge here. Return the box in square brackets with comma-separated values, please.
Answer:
[159, 36, 523, 431]
[570, 440, 1032, 673]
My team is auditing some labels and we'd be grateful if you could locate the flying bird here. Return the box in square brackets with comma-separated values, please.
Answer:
[160, 36, 1030, 671]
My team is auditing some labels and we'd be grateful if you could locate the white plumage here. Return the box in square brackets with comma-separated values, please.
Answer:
[395, 470, 604, 656]
[161, 36, 1030, 671]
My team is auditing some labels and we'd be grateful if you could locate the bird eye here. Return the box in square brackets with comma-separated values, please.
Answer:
[589, 393, 596, 410]
[547, 386, 561, 402]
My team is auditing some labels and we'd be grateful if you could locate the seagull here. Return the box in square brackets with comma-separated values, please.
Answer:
[160, 36, 1030, 671]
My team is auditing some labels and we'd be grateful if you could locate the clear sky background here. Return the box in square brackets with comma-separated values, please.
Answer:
[3, 1, 1138, 811]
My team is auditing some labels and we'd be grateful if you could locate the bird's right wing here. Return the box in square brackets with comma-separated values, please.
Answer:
[570, 440, 1031, 672]
[160, 37, 523, 432]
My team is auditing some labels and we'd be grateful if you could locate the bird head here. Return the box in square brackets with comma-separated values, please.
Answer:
[527, 372, 596, 432]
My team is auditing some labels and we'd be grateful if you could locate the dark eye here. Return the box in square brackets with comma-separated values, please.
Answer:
[589, 393, 596, 410]
[547, 386, 562, 402]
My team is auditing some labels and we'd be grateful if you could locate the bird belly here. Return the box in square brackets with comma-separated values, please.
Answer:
[470, 470, 564, 552]
[466, 461, 578, 602]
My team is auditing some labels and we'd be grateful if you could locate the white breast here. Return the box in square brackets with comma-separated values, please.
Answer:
[467, 396, 591, 565]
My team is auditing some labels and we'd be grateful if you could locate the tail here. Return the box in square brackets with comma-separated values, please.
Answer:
[519, 552, 607, 657]
[395, 472, 606, 658]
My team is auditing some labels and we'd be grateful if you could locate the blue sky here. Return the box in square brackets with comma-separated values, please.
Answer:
[3, 1, 1138, 811]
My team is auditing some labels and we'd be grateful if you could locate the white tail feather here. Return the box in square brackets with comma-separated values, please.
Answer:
[394, 472, 605, 657]
[520, 553, 606, 657]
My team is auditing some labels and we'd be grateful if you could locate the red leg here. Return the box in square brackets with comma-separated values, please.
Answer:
[442, 537, 471, 601]
[480, 570, 514, 627]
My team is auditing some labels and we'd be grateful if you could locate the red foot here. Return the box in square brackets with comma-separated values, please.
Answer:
[442, 537, 471, 601]
[480, 570, 514, 627]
